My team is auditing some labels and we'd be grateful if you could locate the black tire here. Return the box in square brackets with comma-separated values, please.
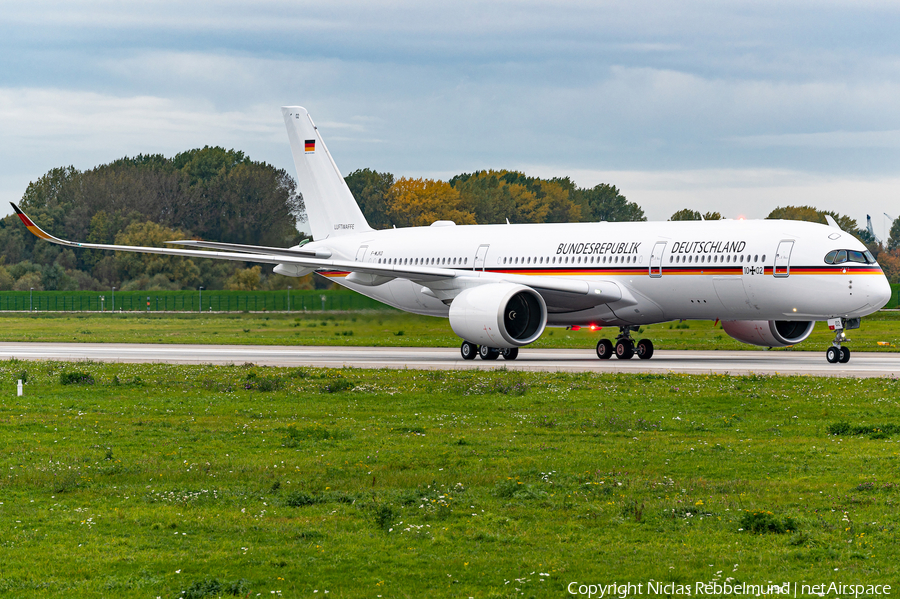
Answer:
[615, 338, 635, 360]
[839, 347, 850, 363]
[479, 345, 500, 360]
[826, 346, 840, 364]
[460, 341, 478, 360]
[596, 338, 613, 360]
[636, 338, 654, 360]
[501, 347, 519, 360]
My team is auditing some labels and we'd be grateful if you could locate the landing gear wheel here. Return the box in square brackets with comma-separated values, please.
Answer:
[826, 346, 840, 364]
[636, 338, 654, 360]
[479, 345, 501, 360]
[839, 347, 850, 363]
[596, 339, 614, 360]
[460, 341, 478, 360]
[615, 338, 635, 360]
[501, 347, 519, 361]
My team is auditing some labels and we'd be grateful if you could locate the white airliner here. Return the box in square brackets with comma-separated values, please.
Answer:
[12, 106, 892, 364]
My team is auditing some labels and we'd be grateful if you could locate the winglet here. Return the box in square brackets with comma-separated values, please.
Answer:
[10, 202, 74, 245]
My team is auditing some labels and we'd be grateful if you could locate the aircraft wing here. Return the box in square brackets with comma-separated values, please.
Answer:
[11, 203, 625, 306]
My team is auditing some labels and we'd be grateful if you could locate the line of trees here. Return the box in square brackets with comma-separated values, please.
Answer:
[345, 168, 645, 228]
[3, 149, 899, 291]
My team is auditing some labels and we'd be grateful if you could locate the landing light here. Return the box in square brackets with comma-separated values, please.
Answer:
[792, 308, 797, 312]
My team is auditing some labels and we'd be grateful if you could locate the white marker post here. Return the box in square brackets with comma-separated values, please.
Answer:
[17, 380, 23, 397]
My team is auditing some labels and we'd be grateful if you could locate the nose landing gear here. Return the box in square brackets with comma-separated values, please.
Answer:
[825, 318, 857, 364]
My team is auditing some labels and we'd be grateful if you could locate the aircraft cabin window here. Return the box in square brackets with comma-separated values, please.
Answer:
[848, 250, 866, 263]
[754, 254, 758, 262]
[762, 254, 766, 262]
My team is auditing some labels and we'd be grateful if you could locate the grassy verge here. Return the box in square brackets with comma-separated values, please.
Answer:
[1, 311, 900, 352]
[0, 361, 898, 597]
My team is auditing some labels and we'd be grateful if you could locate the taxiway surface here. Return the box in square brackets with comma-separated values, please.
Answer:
[0, 343, 898, 378]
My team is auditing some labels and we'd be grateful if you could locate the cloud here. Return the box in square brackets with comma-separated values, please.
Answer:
[0, 88, 279, 146]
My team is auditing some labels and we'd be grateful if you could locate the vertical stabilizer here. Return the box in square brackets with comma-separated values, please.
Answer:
[282, 106, 372, 240]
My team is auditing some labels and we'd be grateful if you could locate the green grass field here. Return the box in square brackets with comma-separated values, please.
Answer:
[1, 310, 900, 352]
[0, 361, 898, 597]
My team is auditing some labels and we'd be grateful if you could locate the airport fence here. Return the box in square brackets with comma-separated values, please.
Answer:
[0, 289, 388, 312]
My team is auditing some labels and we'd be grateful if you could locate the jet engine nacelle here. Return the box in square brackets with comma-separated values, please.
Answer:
[449, 283, 547, 348]
[721, 320, 815, 347]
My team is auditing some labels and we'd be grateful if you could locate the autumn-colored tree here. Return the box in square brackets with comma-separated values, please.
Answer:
[495, 172, 581, 223]
[388, 178, 476, 227]
[876, 250, 900, 283]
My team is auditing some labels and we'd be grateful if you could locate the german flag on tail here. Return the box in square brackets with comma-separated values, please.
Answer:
[305, 139, 315, 153]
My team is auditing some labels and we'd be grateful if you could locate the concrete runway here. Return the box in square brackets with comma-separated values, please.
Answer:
[0, 342, 898, 378]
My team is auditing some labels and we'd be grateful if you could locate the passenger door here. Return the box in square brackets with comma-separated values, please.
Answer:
[773, 240, 794, 278]
[649, 241, 666, 278]
[473, 244, 490, 271]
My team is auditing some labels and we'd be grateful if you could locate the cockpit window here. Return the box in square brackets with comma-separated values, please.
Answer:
[825, 249, 877, 265]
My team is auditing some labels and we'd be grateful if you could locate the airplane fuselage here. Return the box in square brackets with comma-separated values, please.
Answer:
[312, 218, 890, 327]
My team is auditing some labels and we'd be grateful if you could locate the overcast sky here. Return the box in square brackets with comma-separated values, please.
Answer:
[2, 0, 899, 234]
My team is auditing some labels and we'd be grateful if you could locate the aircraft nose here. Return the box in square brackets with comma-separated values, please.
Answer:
[869, 271, 893, 309]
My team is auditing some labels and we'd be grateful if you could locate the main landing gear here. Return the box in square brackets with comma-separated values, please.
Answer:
[460, 341, 519, 361]
[596, 326, 654, 360]
[825, 318, 858, 364]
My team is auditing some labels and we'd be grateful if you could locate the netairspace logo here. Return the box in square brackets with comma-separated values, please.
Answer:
[566, 581, 892, 598]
